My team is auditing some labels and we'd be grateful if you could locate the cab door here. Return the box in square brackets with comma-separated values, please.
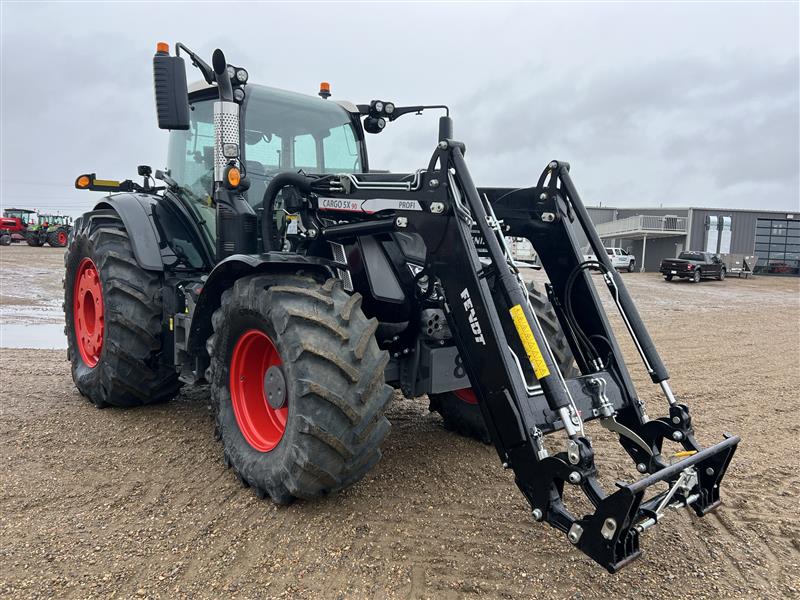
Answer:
[710, 254, 723, 277]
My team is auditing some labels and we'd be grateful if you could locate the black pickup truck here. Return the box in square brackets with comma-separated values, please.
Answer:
[660, 251, 726, 282]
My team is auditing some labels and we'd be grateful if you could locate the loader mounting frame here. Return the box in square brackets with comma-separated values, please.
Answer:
[293, 142, 739, 571]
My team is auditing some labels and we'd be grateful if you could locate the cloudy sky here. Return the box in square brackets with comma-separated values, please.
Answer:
[1, 1, 798, 217]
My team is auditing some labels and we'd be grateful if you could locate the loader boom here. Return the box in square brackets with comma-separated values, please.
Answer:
[272, 137, 740, 571]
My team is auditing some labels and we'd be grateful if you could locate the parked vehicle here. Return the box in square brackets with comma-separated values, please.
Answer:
[583, 247, 636, 272]
[660, 251, 726, 282]
[0, 208, 36, 245]
[26, 213, 73, 247]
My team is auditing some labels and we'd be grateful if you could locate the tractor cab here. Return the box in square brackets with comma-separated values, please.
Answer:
[165, 83, 367, 248]
[4, 208, 36, 225]
[44, 214, 72, 226]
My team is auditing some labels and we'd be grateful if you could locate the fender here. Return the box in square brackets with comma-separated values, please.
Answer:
[93, 193, 164, 271]
[185, 253, 337, 356]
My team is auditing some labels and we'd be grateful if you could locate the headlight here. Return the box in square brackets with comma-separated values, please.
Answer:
[374, 101, 384, 113]
[222, 143, 239, 158]
[227, 65, 236, 80]
[236, 68, 248, 83]
[384, 102, 395, 115]
[364, 116, 387, 134]
[233, 88, 245, 102]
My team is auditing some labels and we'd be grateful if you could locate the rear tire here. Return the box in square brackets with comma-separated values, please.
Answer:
[628, 261, 635, 273]
[48, 227, 69, 247]
[207, 274, 393, 504]
[664, 274, 673, 281]
[64, 210, 181, 408]
[429, 283, 578, 443]
[691, 269, 701, 283]
[717, 268, 726, 281]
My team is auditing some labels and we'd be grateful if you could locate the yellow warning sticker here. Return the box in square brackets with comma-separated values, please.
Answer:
[509, 304, 550, 380]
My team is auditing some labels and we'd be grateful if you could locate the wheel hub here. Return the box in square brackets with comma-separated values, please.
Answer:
[264, 364, 287, 409]
[229, 329, 287, 452]
[73, 257, 104, 367]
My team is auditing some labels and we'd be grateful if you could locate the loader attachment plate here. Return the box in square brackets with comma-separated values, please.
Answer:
[568, 434, 739, 572]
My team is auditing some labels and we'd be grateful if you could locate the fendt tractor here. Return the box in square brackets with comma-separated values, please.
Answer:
[66, 42, 739, 571]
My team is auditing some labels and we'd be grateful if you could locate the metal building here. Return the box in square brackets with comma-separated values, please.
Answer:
[575, 206, 799, 275]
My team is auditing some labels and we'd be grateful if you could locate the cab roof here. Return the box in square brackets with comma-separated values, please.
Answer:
[187, 82, 359, 115]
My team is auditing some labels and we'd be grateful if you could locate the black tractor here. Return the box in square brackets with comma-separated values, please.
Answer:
[66, 42, 739, 572]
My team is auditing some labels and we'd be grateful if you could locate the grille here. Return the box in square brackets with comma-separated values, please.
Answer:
[338, 268, 354, 292]
[329, 242, 347, 265]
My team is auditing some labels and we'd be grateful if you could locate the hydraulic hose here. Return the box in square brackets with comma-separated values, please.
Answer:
[260, 172, 313, 251]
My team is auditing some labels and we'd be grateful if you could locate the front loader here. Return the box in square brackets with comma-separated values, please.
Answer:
[65, 42, 739, 572]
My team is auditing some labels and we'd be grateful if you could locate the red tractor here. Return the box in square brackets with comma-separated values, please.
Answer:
[0, 208, 36, 245]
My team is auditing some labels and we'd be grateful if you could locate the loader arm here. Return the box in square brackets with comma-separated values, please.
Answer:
[281, 141, 739, 572]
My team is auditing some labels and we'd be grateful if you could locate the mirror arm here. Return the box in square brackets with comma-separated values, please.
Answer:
[175, 42, 215, 85]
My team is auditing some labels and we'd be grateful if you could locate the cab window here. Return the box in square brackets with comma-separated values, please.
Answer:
[324, 124, 361, 171]
[165, 98, 217, 249]
[294, 134, 317, 170]
[245, 131, 282, 170]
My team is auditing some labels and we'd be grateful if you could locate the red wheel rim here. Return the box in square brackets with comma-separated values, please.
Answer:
[229, 329, 287, 452]
[454, 388, 479, 405]
[58, 231, 67, 245]
[73, 258, 104, 367]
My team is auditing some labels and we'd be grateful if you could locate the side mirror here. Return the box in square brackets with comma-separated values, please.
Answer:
[153, 43, 190, 130]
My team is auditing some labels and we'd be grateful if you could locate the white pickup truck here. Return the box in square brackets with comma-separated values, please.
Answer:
[584, 247, 637, 272]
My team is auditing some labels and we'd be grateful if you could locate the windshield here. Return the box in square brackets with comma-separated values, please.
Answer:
[678, 252, 706, 261]
[242, 86, 362, 210]
[166, 86, 363, 248]
[5, 210, 33, 221]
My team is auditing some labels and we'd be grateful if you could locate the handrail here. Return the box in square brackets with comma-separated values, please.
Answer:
[596, 215, 687, 238]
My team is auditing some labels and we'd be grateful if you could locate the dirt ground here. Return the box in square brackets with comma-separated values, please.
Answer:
[1, 243, 799, 599]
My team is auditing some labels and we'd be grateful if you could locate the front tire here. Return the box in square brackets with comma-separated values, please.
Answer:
[64, 210, 181, 408]
[0, 234, 10, 246]
[717, 268, 726, 281]
[26, 232, 41, 247]
[628, 261, 635, 273]
[207, 274, 393, 504]
[429, 283, 578, 443]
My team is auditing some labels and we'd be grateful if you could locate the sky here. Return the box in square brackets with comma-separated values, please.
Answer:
[1, 1, 798, 217]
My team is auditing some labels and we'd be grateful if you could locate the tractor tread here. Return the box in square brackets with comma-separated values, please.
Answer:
[295, 379, 359, 425]
[281, 307, 350, 341]
[354, 318, 379, 360]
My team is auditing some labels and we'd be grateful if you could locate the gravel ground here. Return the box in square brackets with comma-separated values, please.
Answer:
[1, 243, 799, 599]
